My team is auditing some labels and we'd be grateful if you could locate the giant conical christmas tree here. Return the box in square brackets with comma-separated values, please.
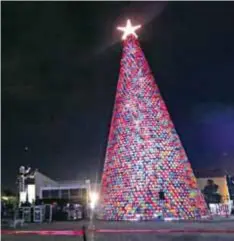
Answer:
[99, 20, 209, 221]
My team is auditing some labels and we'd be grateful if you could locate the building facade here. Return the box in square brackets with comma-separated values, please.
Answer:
[18, 168, 101, 207]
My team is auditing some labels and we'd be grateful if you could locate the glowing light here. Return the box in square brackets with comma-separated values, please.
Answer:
[134, 120, 141, 127]
[27, 184, 36, 204]
[19, 191, 27, 203]
[125, 103, 130, 109]
[89, 191, 99, 209]
[117, 19, 141, 40]
[2, 196, 9, 201]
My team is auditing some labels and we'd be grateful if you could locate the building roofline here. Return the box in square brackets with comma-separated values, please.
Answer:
[194, 168, 228, 178]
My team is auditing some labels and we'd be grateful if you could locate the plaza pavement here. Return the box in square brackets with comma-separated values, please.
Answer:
[2, 218, 234, 241]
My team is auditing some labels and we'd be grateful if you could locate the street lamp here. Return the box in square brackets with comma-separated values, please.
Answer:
[89, 191, 99, 210]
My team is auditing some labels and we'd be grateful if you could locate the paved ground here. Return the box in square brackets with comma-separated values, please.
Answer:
[2, 233, 234, 241]
[2, 218, 234, 241]
[2, 216, 234, 230]
[92, 217, 234, 230]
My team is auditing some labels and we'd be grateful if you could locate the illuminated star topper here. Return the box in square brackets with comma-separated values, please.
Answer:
[117, 19, 141, 40]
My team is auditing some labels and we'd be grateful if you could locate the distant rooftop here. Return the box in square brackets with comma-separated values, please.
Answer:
[194, 169, 228, 178]
[57, 180, 89, 185]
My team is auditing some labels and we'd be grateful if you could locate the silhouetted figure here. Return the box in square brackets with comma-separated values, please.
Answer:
[35, 196, 41, 205]
[159, 190, 165, 200]
[82, 225, 87, 241]
[203, 179, 221, 204]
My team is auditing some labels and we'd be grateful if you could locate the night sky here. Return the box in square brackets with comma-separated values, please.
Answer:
[2, 2, 234, 189]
